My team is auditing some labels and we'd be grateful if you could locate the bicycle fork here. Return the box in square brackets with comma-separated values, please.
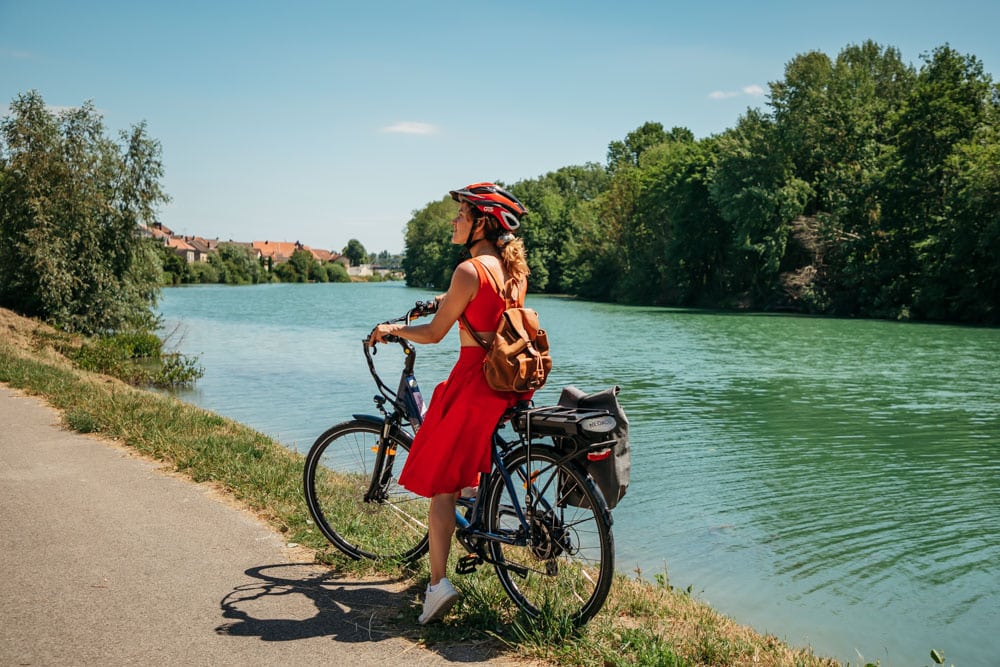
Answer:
[363, 419, 398, 503]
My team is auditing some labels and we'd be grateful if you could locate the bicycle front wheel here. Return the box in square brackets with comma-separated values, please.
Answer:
[303, 419, 429, 562]
[484, 444, 614, 625]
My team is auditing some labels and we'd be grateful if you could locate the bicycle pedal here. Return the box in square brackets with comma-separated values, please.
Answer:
[455, 553, 483, 575]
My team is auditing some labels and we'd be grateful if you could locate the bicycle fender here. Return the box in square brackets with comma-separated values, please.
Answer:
[350, 415, 414, 444]
[351, 414, 384, 426]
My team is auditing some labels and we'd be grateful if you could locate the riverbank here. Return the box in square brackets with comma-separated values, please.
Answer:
[0, 306, 838, 666]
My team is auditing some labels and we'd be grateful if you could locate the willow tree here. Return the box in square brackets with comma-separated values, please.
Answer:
[0, 91, 168, 334]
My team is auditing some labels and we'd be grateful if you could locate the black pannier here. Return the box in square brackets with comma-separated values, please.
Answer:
[513, 385, 630, 509]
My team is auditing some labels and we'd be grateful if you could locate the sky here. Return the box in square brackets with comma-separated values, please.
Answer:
[2, 1, 999, 255]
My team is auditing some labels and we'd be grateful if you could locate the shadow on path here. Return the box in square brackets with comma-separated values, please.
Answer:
[216, 563, 504, 664]
[216, 563, 413, 643]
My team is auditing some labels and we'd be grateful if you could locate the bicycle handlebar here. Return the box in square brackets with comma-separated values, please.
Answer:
[362, 299, 439, 406]
[366, 299, 438, 348]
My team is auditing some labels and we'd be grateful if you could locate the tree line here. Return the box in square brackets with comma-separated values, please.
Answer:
[0, 91, 402, 335]
[403, 41, 999, 324]
[156, 244, 353, 285]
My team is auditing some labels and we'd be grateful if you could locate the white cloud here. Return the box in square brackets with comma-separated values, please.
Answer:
[2, 49, 33, 59]
[380, 121, 438, 135]
[709, 84, 765, 101]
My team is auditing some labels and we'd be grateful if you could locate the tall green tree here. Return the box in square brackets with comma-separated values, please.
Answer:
[772, 41, 916, 314]
[710, 110, 811, 303]
[632, 138, 728, 305]
[510, 164, 611, 293]
[606, 121, 697, 174]
[342, 238, 369, 266]
[0, 91, 168, 334]
[939, 116, 1000, 323]
[883, 45, 994, 318]
[402, 197, 463, 289]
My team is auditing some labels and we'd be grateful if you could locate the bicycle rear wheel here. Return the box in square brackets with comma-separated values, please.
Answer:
[303, 419, 429, 562]
[484, 444, 614, 625]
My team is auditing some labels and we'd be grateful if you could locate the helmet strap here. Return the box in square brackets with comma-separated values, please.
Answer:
[464, 219, 485, 250]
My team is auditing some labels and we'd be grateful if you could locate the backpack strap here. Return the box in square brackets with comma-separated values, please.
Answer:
[459, 311, 490, 349]
[459, 258, 510, 350]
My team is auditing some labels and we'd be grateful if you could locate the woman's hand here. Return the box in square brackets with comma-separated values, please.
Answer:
[368, 322, 404, 346]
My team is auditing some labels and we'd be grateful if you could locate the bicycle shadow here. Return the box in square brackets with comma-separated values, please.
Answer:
[216, 563, 511, 664]
[215, 563, 416, 644]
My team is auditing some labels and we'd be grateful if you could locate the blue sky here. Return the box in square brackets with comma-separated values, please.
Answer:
[2, 1, 998, 254]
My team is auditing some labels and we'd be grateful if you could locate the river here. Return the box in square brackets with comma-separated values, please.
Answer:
[157, 281, 999, 666]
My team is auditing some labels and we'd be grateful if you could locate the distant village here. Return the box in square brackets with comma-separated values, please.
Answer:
[140, 222, 396, 279]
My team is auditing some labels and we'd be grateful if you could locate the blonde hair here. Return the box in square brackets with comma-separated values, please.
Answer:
[476, 211, 529, 284]
[500, 236, 529, 284]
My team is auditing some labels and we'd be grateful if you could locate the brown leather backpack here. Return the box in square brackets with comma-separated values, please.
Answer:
[461, 260, 552, 393]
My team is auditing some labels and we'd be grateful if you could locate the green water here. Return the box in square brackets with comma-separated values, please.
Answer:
[159, 281, 1000, 666]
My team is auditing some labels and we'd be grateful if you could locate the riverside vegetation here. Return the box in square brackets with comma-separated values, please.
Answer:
[0, 305, 846, 667]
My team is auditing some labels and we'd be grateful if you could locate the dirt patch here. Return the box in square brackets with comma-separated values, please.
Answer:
[0, 306, 43, 352]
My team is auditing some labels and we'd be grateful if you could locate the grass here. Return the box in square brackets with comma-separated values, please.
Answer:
[0, 306, 842, 666]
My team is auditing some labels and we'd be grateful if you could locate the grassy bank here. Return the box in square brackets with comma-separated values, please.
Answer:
[0, 306, 840, 667]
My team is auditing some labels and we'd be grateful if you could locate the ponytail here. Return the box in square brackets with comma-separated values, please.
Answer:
[500, 237, 529, 284]
[475, 210, 529, 284]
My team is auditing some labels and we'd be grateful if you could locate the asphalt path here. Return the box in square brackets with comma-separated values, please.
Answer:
[0, 385, 522, 666]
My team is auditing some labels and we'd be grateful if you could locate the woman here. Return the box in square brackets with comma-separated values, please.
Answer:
[369, 182, 531, 624]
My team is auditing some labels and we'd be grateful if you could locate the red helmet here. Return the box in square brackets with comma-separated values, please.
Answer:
[449, 182, 526, 231]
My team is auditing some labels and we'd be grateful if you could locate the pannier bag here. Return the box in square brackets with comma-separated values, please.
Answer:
[556, 385, 630, 509]
[461, 261, 552, 393]
[513, 386, 630, 509]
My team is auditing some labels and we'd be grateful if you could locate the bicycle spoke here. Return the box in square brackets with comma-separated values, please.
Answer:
[485, 444, 614, 625]
[304, 420, 429, 561]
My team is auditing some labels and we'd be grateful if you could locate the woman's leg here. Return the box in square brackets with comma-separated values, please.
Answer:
[428, 492, 459, 586]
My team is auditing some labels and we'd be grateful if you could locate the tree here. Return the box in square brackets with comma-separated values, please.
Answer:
[0, 91, 168, 334]
[342, 238, 369, 266]
[606, 122, 695, 174]
[882, 45, 994, 318]
[710, 110, 811, 303]
[769, 41, 916, 314]
[282, 248, 320, 282]
[632, 138, 728, 306]
[940, 117, 1000, 323]
[155, 243, 188, 284]
[509, 164, 611, 293]
[212, 242, 262, 284]
[402, 197, 463, 289]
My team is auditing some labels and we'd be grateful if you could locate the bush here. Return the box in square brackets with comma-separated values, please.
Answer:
[189, 262, 220, 284]
[326, 262, 351, 283]
[70, 332, 202, 387]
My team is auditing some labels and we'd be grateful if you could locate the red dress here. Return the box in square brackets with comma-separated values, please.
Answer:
[398, 259, 529, 497]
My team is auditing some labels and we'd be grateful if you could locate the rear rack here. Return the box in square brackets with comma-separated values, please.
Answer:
[513, 405, 617, 439]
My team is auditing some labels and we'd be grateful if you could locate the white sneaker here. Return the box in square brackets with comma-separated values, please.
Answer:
[418, 578, 459, 624]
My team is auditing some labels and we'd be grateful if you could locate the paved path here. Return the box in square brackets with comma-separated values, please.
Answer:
[0, 385, 520, 666]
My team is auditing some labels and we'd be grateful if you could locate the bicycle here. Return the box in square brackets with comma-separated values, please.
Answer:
[303, 301, 622, 624]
